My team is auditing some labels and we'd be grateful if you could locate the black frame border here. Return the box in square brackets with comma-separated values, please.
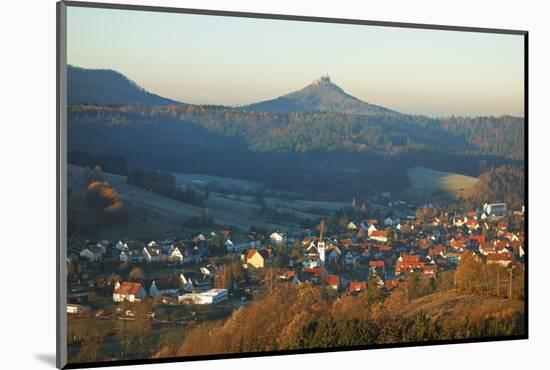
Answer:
[56, 1, 529, 369]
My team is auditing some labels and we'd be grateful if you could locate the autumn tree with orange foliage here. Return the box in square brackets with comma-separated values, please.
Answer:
[172, 279, 523, 358]
[86, 180, 126, 224]
[454, 251, 484, 292]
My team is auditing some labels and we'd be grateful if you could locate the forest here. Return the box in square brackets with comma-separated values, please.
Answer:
[67, 104, 524, 198]
[464, 166, 525, 209]
[127, 168, 205, 207]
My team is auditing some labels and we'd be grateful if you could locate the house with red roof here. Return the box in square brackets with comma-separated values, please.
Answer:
[486, 253, 513, 266]
[395, 254, 425, 275]
[348, 281, 367, 295]
[469, 234, 486, 246]
[369, 230, 388, 243]
[421, 265, 437, 278]
[369, 260, 385, 268]
[449, 238, 467, 252]
[466, 219, 480, 230]
[278, 270, 301, 285]
[326, 274, 340, 290]
[113, 281, 147, 303]
[453, 216, 467, 227]
[301, 266, 326, 283]
[384, 279, 400, 291]
[378, 244, 393, 252]
[418, 239, 431, 250]
[245, 248, 272, 269]
[369, 260, 386, 276]
[428, 245, 446, 257]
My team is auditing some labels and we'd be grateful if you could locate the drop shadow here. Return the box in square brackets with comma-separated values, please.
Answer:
[34, 353, 56, 367]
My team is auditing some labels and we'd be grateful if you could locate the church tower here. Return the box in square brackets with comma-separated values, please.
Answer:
[318, 220, 326, 265]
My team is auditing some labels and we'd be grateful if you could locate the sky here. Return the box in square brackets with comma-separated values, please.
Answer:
[67, 6, 525, 117]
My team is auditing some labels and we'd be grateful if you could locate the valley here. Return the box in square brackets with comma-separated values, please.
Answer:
[64, 65, 526, 365]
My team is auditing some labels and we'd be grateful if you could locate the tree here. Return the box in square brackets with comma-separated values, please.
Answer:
[231, 261, 246, 283]
[214, 260, 245, 290]
[407, 272, 422, 300]
[274, 252, 289, 269]
[264, 267, 277, 294]
[337, 319, 371, 346]
[129, 267, 144, 280]
[385, 227, 397, 245]
[454, 251, 483, 292]
[86, 180, 126, 223]
[211, 234, 224, 248]
[366, 270, 386, 303]
[403, 313, 436, 342]
[75, 339, 103, 362]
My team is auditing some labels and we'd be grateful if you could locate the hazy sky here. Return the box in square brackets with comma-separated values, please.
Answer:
[67, 6, 525, 117]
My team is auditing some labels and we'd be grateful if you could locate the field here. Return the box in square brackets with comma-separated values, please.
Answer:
[67, 165, 348, 240]
[170, 172, 261, 190]
[405, 166, 478, 200]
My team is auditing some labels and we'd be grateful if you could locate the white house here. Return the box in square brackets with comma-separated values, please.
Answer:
[453, 216, 467, 227]
[79, 245, 105, 262]
[67, 304, 89, 315]
[486, 253, 513, 267]
[168, 247, 184, 264]
[270, 232, 286, 244]
[226, 239, 249, 254]
[192, 234, 206, 245]
[367, 224, 378, 236]
[347, 222, 358, 230]
[119, 251, 128, 262]
[115, 241, 129, 251]
[179, 273, 195, 293]
[143, 246, 160, 263]
[484, 203, 508, 217]
[369, 230, 388, 243]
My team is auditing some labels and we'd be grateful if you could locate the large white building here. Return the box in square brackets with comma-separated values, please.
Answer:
[484, 203, 508, 217]
[178, 289, 228, 305]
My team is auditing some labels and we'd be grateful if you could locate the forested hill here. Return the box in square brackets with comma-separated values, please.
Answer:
[67, 65, 180, 106]
[244, 76, 397, 116]
[68, 103, 524, 160]
[67, 103, 524, 197]
[465, 166, 525, 209]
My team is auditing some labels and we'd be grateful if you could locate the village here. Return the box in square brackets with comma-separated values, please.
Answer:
[66, 197, 525, 329]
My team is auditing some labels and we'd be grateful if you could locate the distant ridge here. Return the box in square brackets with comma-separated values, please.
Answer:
[67, 65, 180, 106]
[243, 75, 397, 115]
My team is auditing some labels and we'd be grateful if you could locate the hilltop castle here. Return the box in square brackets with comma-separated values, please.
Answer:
[315, 75, 331, 84]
